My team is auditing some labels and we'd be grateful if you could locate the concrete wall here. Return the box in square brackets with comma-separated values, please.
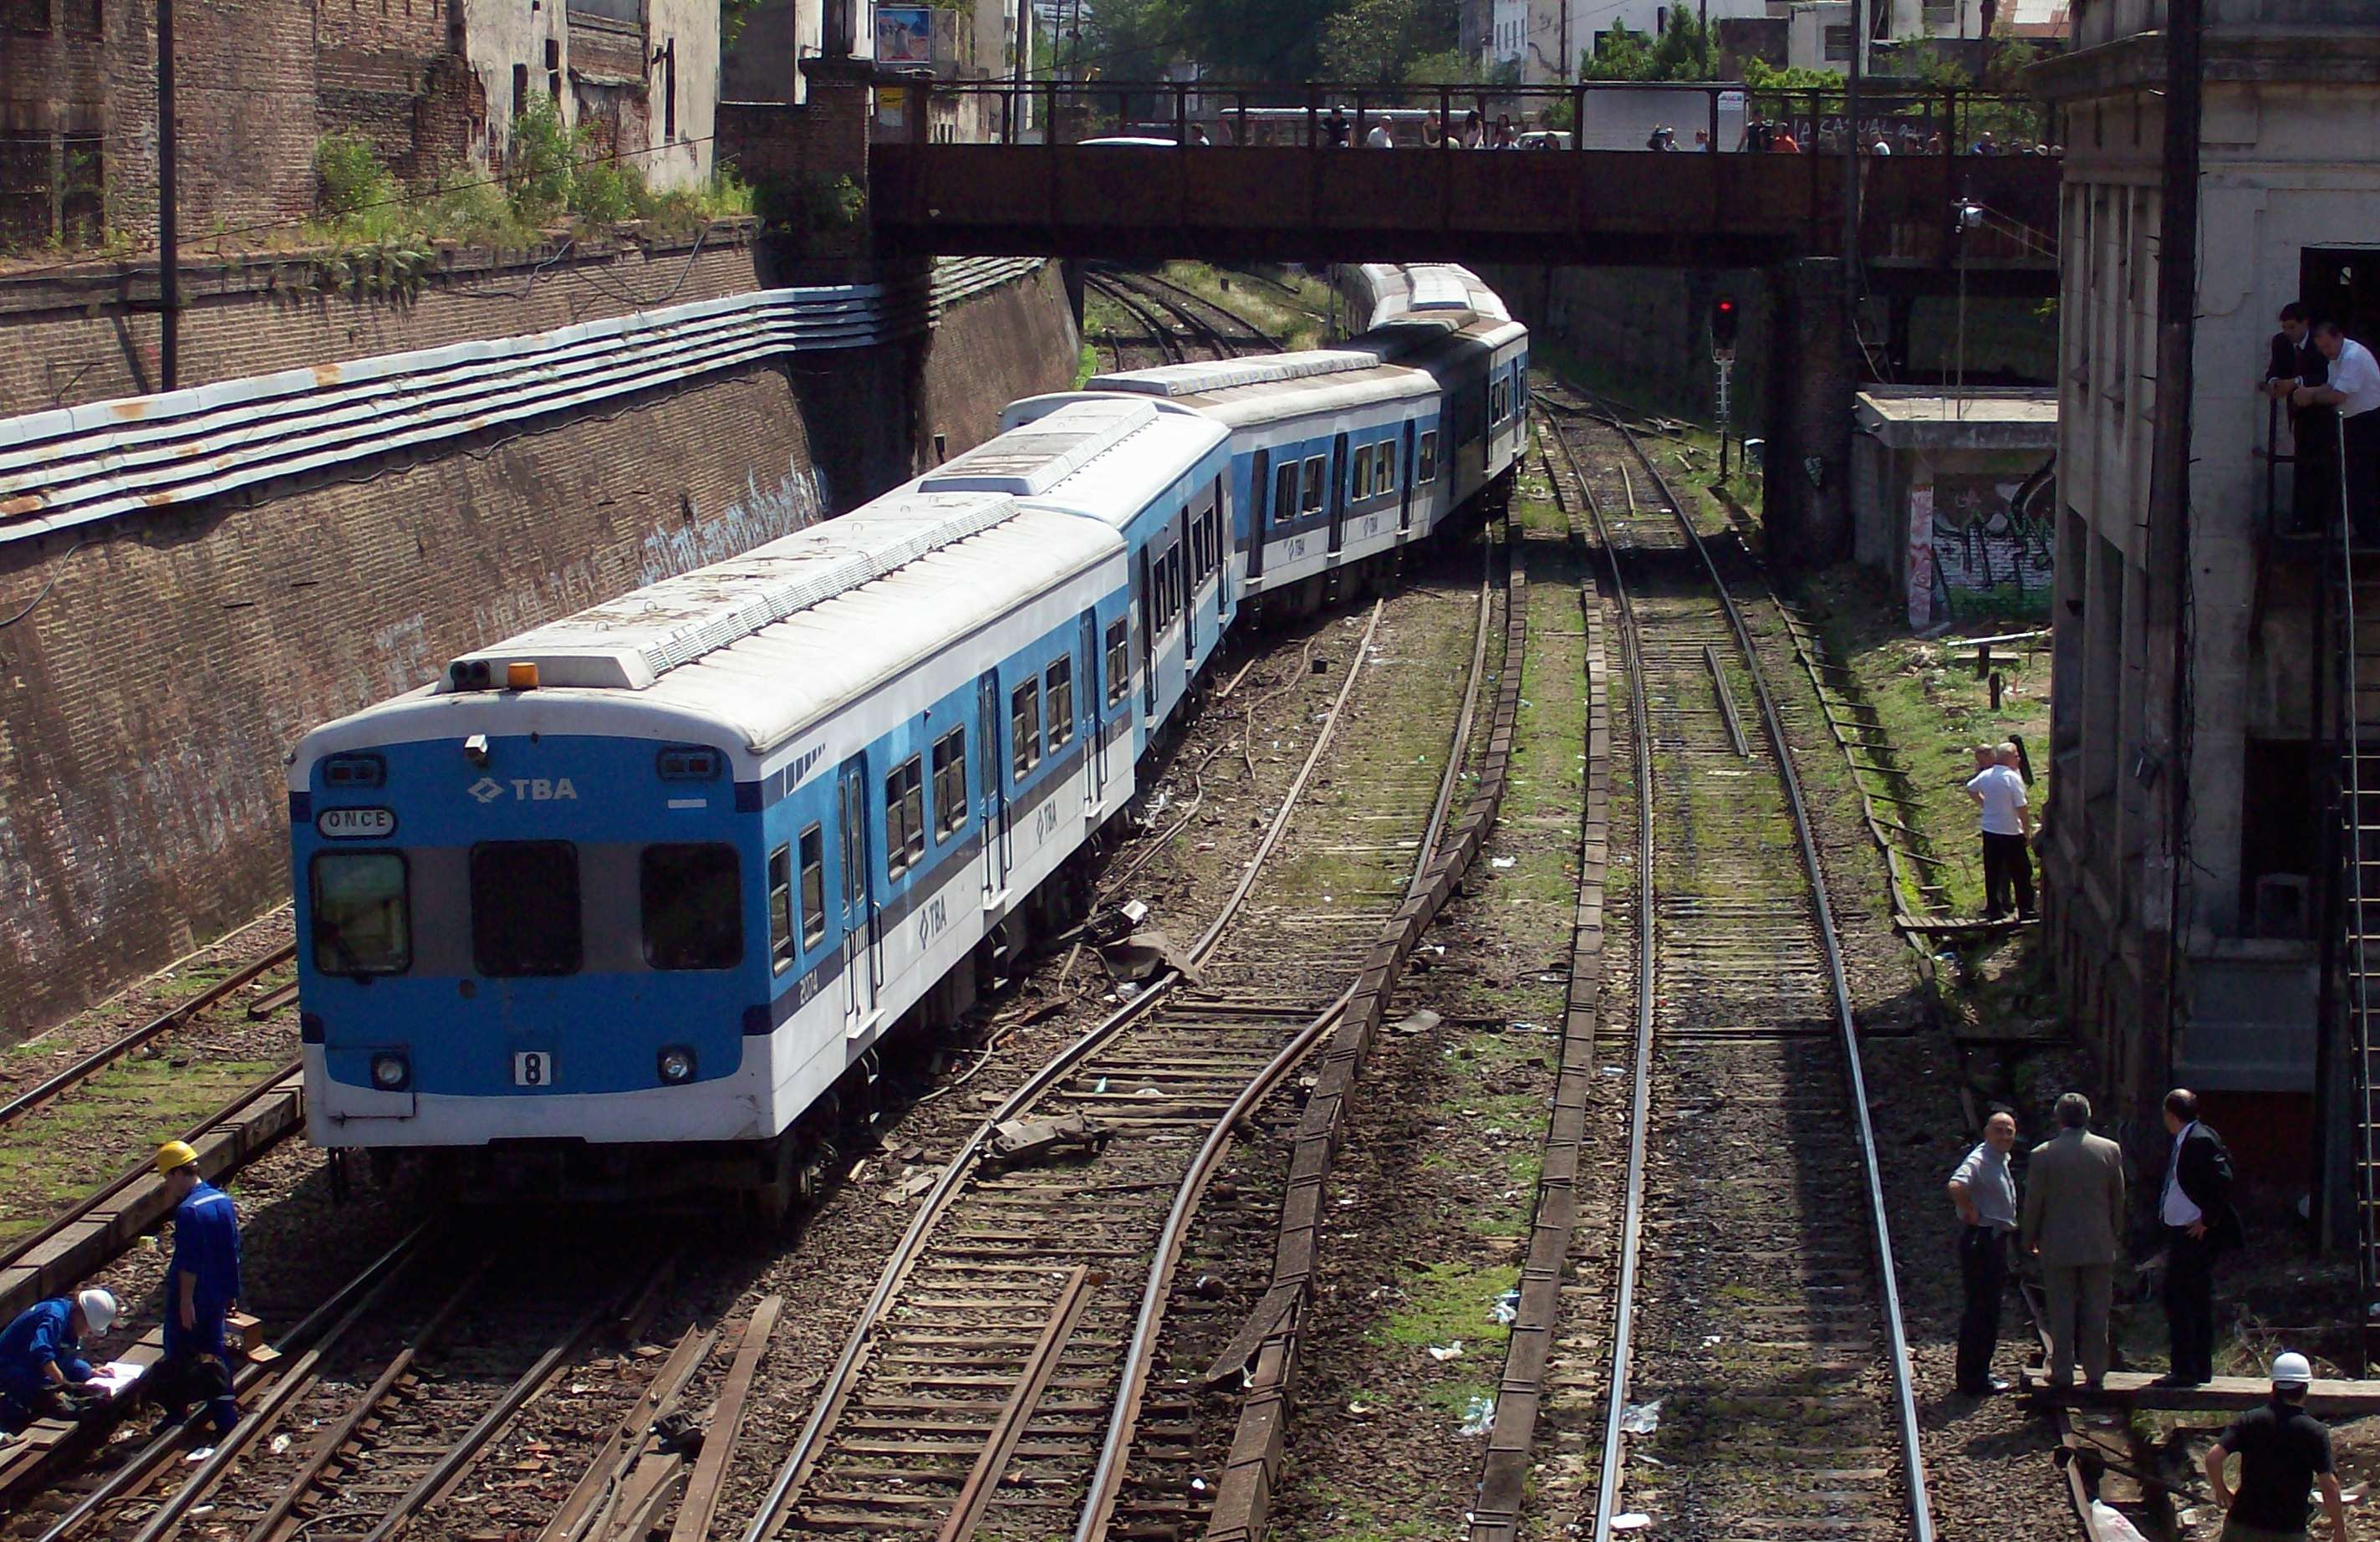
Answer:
[0, 226, 765, 416]
[0, 253, 1080, 1039]
[2033, 8, 2380, 1178]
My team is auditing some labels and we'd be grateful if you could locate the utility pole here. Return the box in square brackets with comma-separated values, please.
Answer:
[2146, 0, 2202, 1196]
[156, 0, 180, 391]
[1842, 0, 1863, 348]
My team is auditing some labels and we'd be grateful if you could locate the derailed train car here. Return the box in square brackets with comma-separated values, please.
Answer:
[288, 264, 1524, 1209]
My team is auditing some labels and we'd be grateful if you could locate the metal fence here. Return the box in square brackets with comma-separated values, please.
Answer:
[910, 78, 2056, 158]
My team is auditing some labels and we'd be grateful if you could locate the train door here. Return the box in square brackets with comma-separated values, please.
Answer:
[1179, 499, 1196, 660]
[976, 671, 1009, 901]
[1327, 431, 1348, 554]
[1246, 450, 1269, 580]
[1079, 611, 1106, 814]
[836, 758, 876, 1036]
[1138, 548, 1157, 715]
[1399, 421, 1417, 531]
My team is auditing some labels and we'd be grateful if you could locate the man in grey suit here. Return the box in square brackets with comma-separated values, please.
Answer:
[2021, 1091, 2127, 1387]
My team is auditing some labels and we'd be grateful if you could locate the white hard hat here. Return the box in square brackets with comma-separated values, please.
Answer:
[2272, 1351, 2313, 1387]
[75, 1289, 118, 1335]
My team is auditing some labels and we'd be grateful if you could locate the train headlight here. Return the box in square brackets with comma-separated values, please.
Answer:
[369, 1052, 410, 1090]
[657, 1046, 696, 1085]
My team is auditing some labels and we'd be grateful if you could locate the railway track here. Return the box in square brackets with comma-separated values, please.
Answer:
[733, 538, 1504, 1542]
[1491, 392, 1930, 1542]
[1091, 268, 1285, 356]
[1082, 274, 1190, 368]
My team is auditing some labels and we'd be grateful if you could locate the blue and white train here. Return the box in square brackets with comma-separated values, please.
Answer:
[287, 263, 1525, 1208]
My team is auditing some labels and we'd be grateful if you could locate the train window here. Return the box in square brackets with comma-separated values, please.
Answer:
[1353, 449, 1373, 501]
[642, 843, 742, 972]
[1302, 456, 1326, 513]
[1273, 462, 1299, 528]
[798, 825, 826, 947]
[768, 844, 795, 973]
[932, 728, 968, 836]
[310, 850, 410, 976]
[322, 753, 385, 789]
[884, 758, 925, 876]
[1012, 679, 1042, 779]
[470, 841, 582, 978]
[1376, 442, 1395, 494]
[1105, 619, 1130, 705]
[1418, 431, 1439, 484]
[1047, 657, 1075, 749]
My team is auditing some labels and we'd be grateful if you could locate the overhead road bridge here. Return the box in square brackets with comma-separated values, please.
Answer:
[866, 81, 2062, 297]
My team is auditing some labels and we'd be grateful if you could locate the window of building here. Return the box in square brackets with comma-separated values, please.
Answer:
[643, 843, 742, 971]
[1274, 462, 1300, 528]
[885, 758, 925, 876]
[767, 844, 795, 973]
[470, 841, 582, 977]
[1417, 431, 1439, 483]
[310, 851, 410, 976]
[512, 63, 530, 120]
[932, 727, 968, 835]
[1012, 679, 1042, 779]
[798, 825, 827, 945]
[1822, 23, 1853, 59]
[1047, 657, 1076, 749]
[1302, 455, 1327, 513]
[1106, 618, 1130, 704]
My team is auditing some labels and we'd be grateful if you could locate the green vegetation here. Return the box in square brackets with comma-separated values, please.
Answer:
[297, 105, 753, 288]
[1370, 1259, 1520, 1348]
[0, 1057, 280, 1245]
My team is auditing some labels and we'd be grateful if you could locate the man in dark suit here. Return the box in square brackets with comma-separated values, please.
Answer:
[2268, 304, 2335, 532]
[2156, 1087, 2243, 1387]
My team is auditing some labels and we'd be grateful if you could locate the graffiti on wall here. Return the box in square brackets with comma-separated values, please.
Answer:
[1906, 457, 2056, 631]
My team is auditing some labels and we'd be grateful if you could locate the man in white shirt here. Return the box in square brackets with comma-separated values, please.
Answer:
[1364, 122, 1394, 149]
[1965, 741, 2033, 920]
[2295, 320, 2380, 544]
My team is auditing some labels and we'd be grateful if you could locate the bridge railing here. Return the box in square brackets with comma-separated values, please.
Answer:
[916, 77, 2056, 159]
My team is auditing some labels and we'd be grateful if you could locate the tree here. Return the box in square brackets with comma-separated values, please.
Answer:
[1317, 0, 1459, 83]
[1581, 9, 1712, 82]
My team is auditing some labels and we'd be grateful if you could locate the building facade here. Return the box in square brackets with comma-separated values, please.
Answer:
[1, 0, 715, 248]
[2033, 0, 2380, 1213]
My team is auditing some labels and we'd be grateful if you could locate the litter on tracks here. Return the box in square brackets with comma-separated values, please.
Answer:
[1618, 1397, 1663, 1434]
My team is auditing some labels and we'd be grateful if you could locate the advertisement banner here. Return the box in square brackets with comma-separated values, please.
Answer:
[874, 5, 931, 64]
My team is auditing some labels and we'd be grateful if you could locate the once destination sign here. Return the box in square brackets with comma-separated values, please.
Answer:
[317, 806, 397, 840]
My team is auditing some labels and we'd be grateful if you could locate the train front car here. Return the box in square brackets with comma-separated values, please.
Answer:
[290, 491, 1130, 1210]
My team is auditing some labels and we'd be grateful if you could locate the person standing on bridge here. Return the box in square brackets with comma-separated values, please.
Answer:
[1324, 104, 1352, 148]
[2296, 319, 2380, 546]
[1365, 120, 1394, 149]
[147, 1141, 242, 1439]
[1948, 1109, 2020, 1396]
[2020, 1092, 2125, 1390]
[2204, 1352, 2352, 1542]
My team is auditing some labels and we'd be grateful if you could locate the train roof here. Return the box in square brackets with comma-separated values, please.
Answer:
[298, 501, 1122, 763]
[921, 396, 1228, 528]
[1149, 363, 1439, 426]
[1083, 351, 1384, 397]
[441, 491, 1027, 693]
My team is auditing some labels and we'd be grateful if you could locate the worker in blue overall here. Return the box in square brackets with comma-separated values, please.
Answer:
[0, 1288, 116, 1435]
[148, 1141, 242, 1438]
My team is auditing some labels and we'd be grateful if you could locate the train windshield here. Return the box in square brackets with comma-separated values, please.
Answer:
[310, 851, 410, 976]
[471, 841, 584, 977]
[641, 843, 743, 971]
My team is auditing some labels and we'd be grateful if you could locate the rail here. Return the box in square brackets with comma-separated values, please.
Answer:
[1599, 406, 1932, 1542]
[739, 596, 1394, 1542]
[0, 942, 296, 1126]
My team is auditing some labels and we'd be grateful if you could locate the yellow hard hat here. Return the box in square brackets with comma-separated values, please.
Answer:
[155, 1141, 200, 1176]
